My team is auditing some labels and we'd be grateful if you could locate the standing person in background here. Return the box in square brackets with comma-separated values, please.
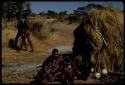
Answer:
[23, 16, 34, 52]
[15, 17, 27, 51]
[15, 13, 34, 52]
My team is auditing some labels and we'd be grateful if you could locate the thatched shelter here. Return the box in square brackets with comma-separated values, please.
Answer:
[73, 7, 124, 74]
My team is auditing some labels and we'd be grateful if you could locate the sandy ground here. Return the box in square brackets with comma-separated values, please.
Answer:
[2, 21, 123, 84]
[2, 22, 78, 84]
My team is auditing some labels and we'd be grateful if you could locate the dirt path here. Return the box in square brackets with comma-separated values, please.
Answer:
[51, 22, 78, 44]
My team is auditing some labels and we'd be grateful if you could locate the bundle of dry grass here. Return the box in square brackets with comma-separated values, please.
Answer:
[73, 7, 124, 74]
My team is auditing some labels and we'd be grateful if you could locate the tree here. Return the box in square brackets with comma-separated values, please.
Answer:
[59, 11, 67, 16]
[24, 2, 32, 15]
[2, 1, 17, 20]
[39, 11, 46, 16]
[47, 10, 58, 18]
[2, 1, 32, 21]
[58, 10, 68, 22]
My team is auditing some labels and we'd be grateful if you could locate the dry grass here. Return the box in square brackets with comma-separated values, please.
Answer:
[2, 16, 77, 83]
[29, 16, 59, 41]
[84, 7, 124, 73]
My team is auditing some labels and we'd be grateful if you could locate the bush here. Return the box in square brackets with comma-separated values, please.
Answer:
[30, 20, 56, 40]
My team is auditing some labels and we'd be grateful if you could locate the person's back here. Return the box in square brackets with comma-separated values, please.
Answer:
[15, 18, 26, 50]
[17, 19, 26, 35]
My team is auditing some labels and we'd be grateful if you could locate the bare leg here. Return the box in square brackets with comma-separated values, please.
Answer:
[20, 35, 27, 51]
[20, 38, 23, 49]
[26, 33, 34, 51]
[15, 32, 20, 50]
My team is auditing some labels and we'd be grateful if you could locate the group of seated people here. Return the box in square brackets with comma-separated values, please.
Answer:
[32, 48, 93, 84]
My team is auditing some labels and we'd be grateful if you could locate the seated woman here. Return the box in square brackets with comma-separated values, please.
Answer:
[32, 48, 64, 84]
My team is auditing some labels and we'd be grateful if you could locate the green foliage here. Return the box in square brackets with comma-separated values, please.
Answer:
[47, 10, 58, 18]
[59, 11, 67, 16]
[2, 1, 32, 19]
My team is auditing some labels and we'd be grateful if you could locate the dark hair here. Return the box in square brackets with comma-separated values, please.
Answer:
[52, 48, 58, 55]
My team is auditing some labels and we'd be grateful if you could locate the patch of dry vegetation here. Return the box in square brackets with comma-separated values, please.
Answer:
[29, 16, 59, 41]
